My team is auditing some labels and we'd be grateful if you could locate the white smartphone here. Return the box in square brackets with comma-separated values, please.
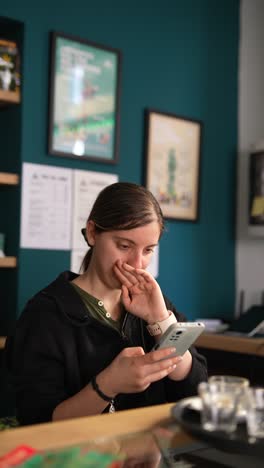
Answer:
[152, 322, 205, 357]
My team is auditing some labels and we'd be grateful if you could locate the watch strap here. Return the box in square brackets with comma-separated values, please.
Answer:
[146, 311, 177, 336]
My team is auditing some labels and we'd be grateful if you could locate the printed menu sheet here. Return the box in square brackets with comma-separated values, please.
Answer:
[72, 170, 118, 249]
[71, 170, 118, 272]
[20, 163, 72, 250]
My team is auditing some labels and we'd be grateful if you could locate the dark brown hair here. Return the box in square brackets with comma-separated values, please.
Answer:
[81, 182, 164, 271]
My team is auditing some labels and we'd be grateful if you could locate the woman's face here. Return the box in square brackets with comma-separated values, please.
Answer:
[87, 220, 160, 289]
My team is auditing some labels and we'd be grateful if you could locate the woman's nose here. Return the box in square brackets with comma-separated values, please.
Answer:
[128, 252, 143, 269]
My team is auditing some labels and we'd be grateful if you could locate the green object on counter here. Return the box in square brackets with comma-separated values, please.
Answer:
[20, 447, 122, 467]
[20, 454, 44, 467]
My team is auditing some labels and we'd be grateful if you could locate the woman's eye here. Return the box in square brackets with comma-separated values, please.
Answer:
[119, 244, 129, 250]
[145, 248, 154, 254]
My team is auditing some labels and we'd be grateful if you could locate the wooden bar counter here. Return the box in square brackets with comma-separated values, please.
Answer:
[195, 332, 264, 356]
[0, 403, 194, 457]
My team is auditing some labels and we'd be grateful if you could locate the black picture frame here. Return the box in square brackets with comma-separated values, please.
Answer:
[144, 109, 202, 221]
[48, 32, 121, 164]
[249, 151, 264, 225]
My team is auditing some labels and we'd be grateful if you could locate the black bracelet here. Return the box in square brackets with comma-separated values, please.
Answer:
[90, 375, 115, 403]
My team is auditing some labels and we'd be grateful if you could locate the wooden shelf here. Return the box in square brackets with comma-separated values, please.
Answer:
[0, 89, 20, 104]
[0, 172, 19, 185]
[0, 256, 17, 268]
[0, 336, 6, 350]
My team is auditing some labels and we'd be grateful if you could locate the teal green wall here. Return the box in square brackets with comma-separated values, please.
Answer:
[0, 0, 239, 323]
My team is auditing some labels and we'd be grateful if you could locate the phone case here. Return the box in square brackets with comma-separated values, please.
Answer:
[152, 322, 205, 357]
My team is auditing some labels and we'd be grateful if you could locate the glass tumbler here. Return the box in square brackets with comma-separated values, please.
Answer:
[198, 381, 241, 433]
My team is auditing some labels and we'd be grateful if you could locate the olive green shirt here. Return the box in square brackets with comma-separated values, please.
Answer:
[71, 282, 124, 332]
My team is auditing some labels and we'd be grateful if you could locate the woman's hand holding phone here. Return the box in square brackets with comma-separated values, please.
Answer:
[97, 346, 183, 397]
[111, 261, 202, 386]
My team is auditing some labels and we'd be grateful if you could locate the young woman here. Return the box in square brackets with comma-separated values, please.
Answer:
[6, 182, 207, 425]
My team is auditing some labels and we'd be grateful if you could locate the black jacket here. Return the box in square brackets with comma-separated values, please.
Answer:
[5, 271, 207, 425]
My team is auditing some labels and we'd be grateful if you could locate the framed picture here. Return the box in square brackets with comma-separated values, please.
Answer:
[144, 109, 202, 221]
[48, 32, 121, 164]
[249, 151, 264, 225]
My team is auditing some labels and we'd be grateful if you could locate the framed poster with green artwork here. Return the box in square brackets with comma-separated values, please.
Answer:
[48, 32, 121, 164]
[144, 109, 202, 221]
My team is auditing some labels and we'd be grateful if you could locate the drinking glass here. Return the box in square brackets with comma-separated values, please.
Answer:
[208, 375, 249, 419]
[208, 375, 249, 388]
[245, 387, 264, 439]
[198, 381, 240, 432]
